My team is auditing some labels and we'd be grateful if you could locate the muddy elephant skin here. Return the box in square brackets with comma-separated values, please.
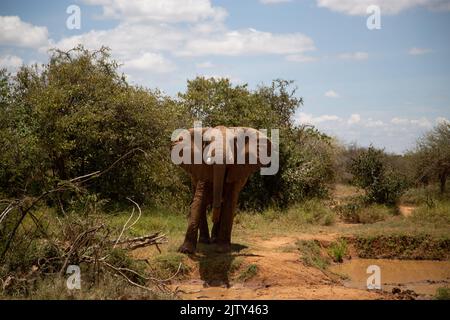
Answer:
[171, 126, 272, 253]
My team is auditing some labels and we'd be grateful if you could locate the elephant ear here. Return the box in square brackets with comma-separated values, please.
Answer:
[178, 127, 214, 181]
[226, 128, 268, 183]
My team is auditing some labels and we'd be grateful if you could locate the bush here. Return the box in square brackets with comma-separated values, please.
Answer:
[350, 146, 407, 205]
[0, 46, 190, 207]
[296, 240, 330, 270]
[435, 287, 450, 300]
[336, 198, 396, 224]
[180, 77, 336, 210]
[328, 240, 348, 263]
[410, 200, 450, 225]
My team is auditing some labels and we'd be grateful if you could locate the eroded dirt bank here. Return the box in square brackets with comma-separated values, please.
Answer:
[168, 233, 449, 300]
[170, 236, 388, 300]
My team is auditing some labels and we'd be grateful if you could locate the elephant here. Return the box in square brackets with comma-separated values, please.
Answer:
[171, 125, 272, 254]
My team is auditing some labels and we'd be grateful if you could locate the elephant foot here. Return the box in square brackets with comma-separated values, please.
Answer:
[178, 242, 196, 254]
[210, 237, 218, 244]
[214, 242, 231, 253]
[198, 236, 210, 244]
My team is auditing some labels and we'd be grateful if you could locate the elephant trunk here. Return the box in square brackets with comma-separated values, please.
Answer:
[212, 164, 226, 223]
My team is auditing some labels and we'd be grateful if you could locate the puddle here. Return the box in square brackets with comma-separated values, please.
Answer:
[329, 259, 450, 296]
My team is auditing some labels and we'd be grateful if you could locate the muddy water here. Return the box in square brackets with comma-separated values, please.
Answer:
[330, 259, 450, 296]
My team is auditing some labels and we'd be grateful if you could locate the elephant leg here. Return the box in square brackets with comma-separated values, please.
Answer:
[179, 181, 208, 254]
[215, 182, 241, 253]
[198, 183, 212, 244]
[210, 219, 220, 244]
[198, 215, 210, 244]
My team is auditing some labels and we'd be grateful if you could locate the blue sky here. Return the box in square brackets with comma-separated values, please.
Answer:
[1, 0, 450, 153]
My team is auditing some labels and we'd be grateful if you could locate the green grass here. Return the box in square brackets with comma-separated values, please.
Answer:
[328, 240, 348, 263]
[151, 252, 191, 280]
[237, 264, 258, 282]
[335, 199, 397, 224]
[435, 287, 450, 300]
[410, 200, 450, 225]
[296, 240, 330, 270]
[401, 184, 450, 205]
[235, 199, 337, 237]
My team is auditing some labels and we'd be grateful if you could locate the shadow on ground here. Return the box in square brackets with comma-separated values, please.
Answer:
[193, 243, 260, 287]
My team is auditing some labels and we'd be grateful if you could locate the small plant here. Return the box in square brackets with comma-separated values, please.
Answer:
[297, 240, 330, 270]
[152, 252, 190, 279]
[328, 240, 348, 263]
[237, 264, 259, 282]
[435, 287, 450, 300]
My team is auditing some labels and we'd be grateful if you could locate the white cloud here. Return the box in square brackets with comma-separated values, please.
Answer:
[48, 0, 316, 88]
[260, 0, 292, 4]
[196, 61, 215, 68]
[0, 16, 49, 48]
[50, 23, 186, 57]
[365, 118, 385, 127]
[297, 112, 342, 125]
[338, 51, 369, 61]
[411, 118, 432, 128]
[0, 54, 23, 71]
[348, 114, 361, 125]
[295, 112, 441, 153]
[179, 28, 315, 56]
[391, 117, 410, 125]
[391, 117, 433, 128]
[408, 47, 432, 55]
[285, 54, 318, 63]
[325, 90, 339, 98]
[51, 20, 314, 60]
[123, 52, 175, 73]
[82, 0, 227, 23]
[316, 0, 450, 15]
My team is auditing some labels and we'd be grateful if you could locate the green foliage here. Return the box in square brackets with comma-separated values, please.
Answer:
[296, 240, 330, 270]
[336, 196, 396, 224]
[0, 46, 189, 206]
[328, 240, 348, 263]
[178, 76, 336, 209]
[151, 252, 190, 279]
[237, 264, 258, 282]
[413, 122, 450, 193]
[410, 200, 450, 225]
[1, 48, 336, 211]
[350, 146, 407, 205]
[435, 287, 450, 300]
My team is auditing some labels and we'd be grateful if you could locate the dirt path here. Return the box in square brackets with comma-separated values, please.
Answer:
[171, 235, 389, 300]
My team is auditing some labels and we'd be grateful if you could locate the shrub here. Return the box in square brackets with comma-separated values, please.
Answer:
[410, 200, 450, 225]
[350, 146, 408, 205]
[296, 240, 330, 270]
[328, 240, 348, 263]
[0, 46, 190, 207]
[435, 287, 450, 300]
[336, 198, 395, 224]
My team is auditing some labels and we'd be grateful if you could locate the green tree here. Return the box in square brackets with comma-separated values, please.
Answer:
[350, 146, 407, 205]
[179, 76, 335, 209]
[414, 122, 450, 193]
[1, 46, 189, 205]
